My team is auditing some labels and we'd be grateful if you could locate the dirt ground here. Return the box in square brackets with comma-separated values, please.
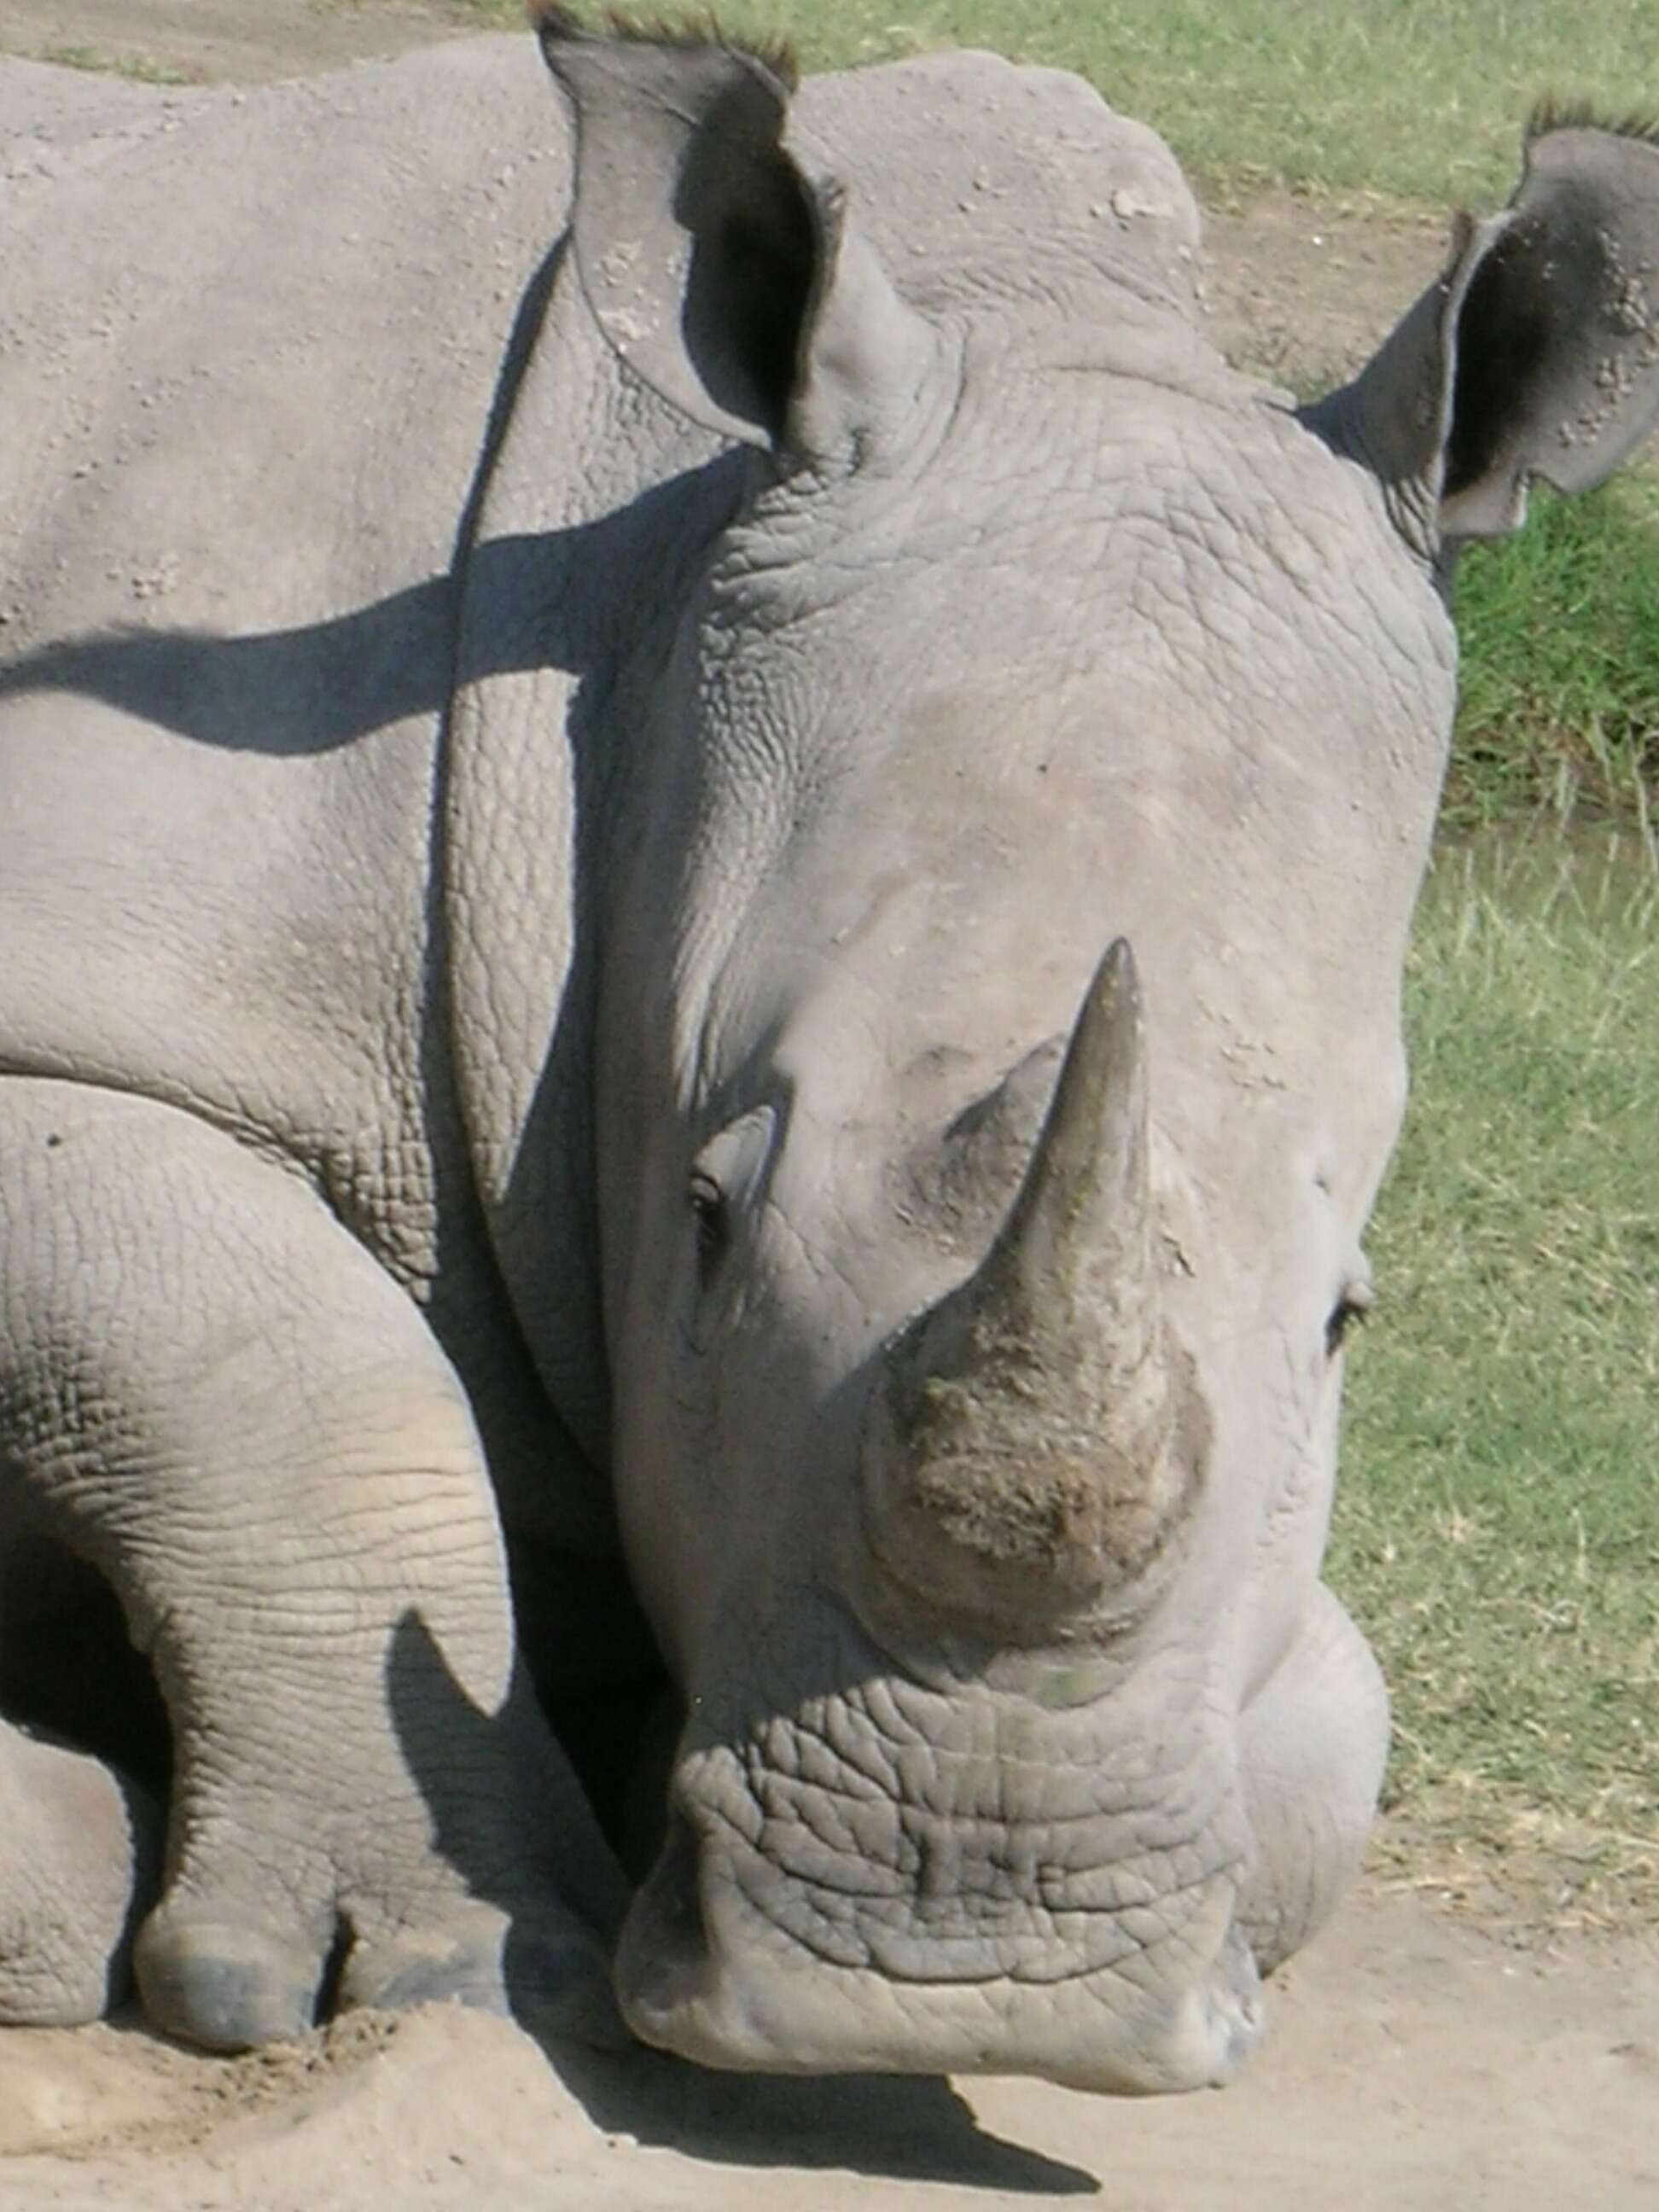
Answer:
[1, 6, 1654, 2206]
[3, 1893, 1656, 2211]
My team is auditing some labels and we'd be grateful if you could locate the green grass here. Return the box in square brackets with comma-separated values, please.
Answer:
[49, 2, 1659, 205]
[1330, 836, 1659, 1922]
[457, 0, 1659, 204]
[1449, 483, 1659, 838]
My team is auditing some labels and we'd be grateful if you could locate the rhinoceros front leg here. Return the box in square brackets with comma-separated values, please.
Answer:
[0, 1078, 625, 2051]
[0, 1720, 160, 2026]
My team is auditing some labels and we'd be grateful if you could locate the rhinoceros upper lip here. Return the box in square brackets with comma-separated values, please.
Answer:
[615, 1732, 1264, 2091]
[638, 1604, 1250, 1982]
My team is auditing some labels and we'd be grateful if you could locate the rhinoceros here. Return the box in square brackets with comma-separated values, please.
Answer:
[1, 12, 1656, 2093]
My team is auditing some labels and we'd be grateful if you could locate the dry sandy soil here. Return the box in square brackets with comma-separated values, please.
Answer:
[3, 1893, 1656, 2211]
[1, 6, 1654, 2207]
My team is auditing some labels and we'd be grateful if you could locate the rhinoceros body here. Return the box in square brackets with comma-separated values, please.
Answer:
[2, 20, 1656, 2090]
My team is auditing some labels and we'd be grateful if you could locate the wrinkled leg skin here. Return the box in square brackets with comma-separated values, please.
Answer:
[0, 1079, 626, 2050]
[0, 1720, 160, 2024]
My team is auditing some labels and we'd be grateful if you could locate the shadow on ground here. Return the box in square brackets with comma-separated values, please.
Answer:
[549, 2035, 1099, 2194]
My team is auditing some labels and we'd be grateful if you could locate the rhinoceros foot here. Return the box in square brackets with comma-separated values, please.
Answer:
[134, 1912, 329, 2052]
[135, 1888, 624, 2056]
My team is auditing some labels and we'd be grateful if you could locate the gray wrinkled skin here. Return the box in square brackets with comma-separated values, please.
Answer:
[2, 26, 1656, 2088]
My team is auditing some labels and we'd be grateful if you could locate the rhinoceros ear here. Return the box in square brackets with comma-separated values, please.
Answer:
[536, 10, 935, 464]
[1305, 113, 1659, 548]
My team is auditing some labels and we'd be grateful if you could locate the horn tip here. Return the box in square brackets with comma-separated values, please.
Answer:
[1079, 937, 1144, 1059]
[1097, 935, 1139, 994]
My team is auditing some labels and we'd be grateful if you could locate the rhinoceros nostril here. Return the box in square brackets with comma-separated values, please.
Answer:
[616, 1803, 713, 2033]
[655, 1805, 708, 1948]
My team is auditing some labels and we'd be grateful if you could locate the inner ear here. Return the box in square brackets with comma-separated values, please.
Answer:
[676, 104, 818, 446]
[540, 15, 936, 463]
[1442, 114, 1659, 533]
[1301, 116, 1659, 550]
[1441, 215, 1563, 508]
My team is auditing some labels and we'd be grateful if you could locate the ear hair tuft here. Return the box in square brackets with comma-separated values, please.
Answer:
[527, 4, 799, 91]
[1525, 94, 1659, 150]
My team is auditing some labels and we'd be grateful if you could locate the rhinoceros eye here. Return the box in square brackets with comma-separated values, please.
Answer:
[689, 1171, 731, 1289]
[686, 1103, 779, 1295]
[1325, 1278, 1376, 1357]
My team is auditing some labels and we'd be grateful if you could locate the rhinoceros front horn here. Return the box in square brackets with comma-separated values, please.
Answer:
[863, 940, 1195, 1633]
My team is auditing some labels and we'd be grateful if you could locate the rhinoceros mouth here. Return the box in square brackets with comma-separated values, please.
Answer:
[612, 1664, 1266, 2091]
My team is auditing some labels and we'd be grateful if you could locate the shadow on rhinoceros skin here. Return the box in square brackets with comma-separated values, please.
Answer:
[0, 483, 732, 761]
[0, 228, 738, 762]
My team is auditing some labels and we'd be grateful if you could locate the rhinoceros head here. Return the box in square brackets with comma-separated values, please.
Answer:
[533, 16, 1659, 2088]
